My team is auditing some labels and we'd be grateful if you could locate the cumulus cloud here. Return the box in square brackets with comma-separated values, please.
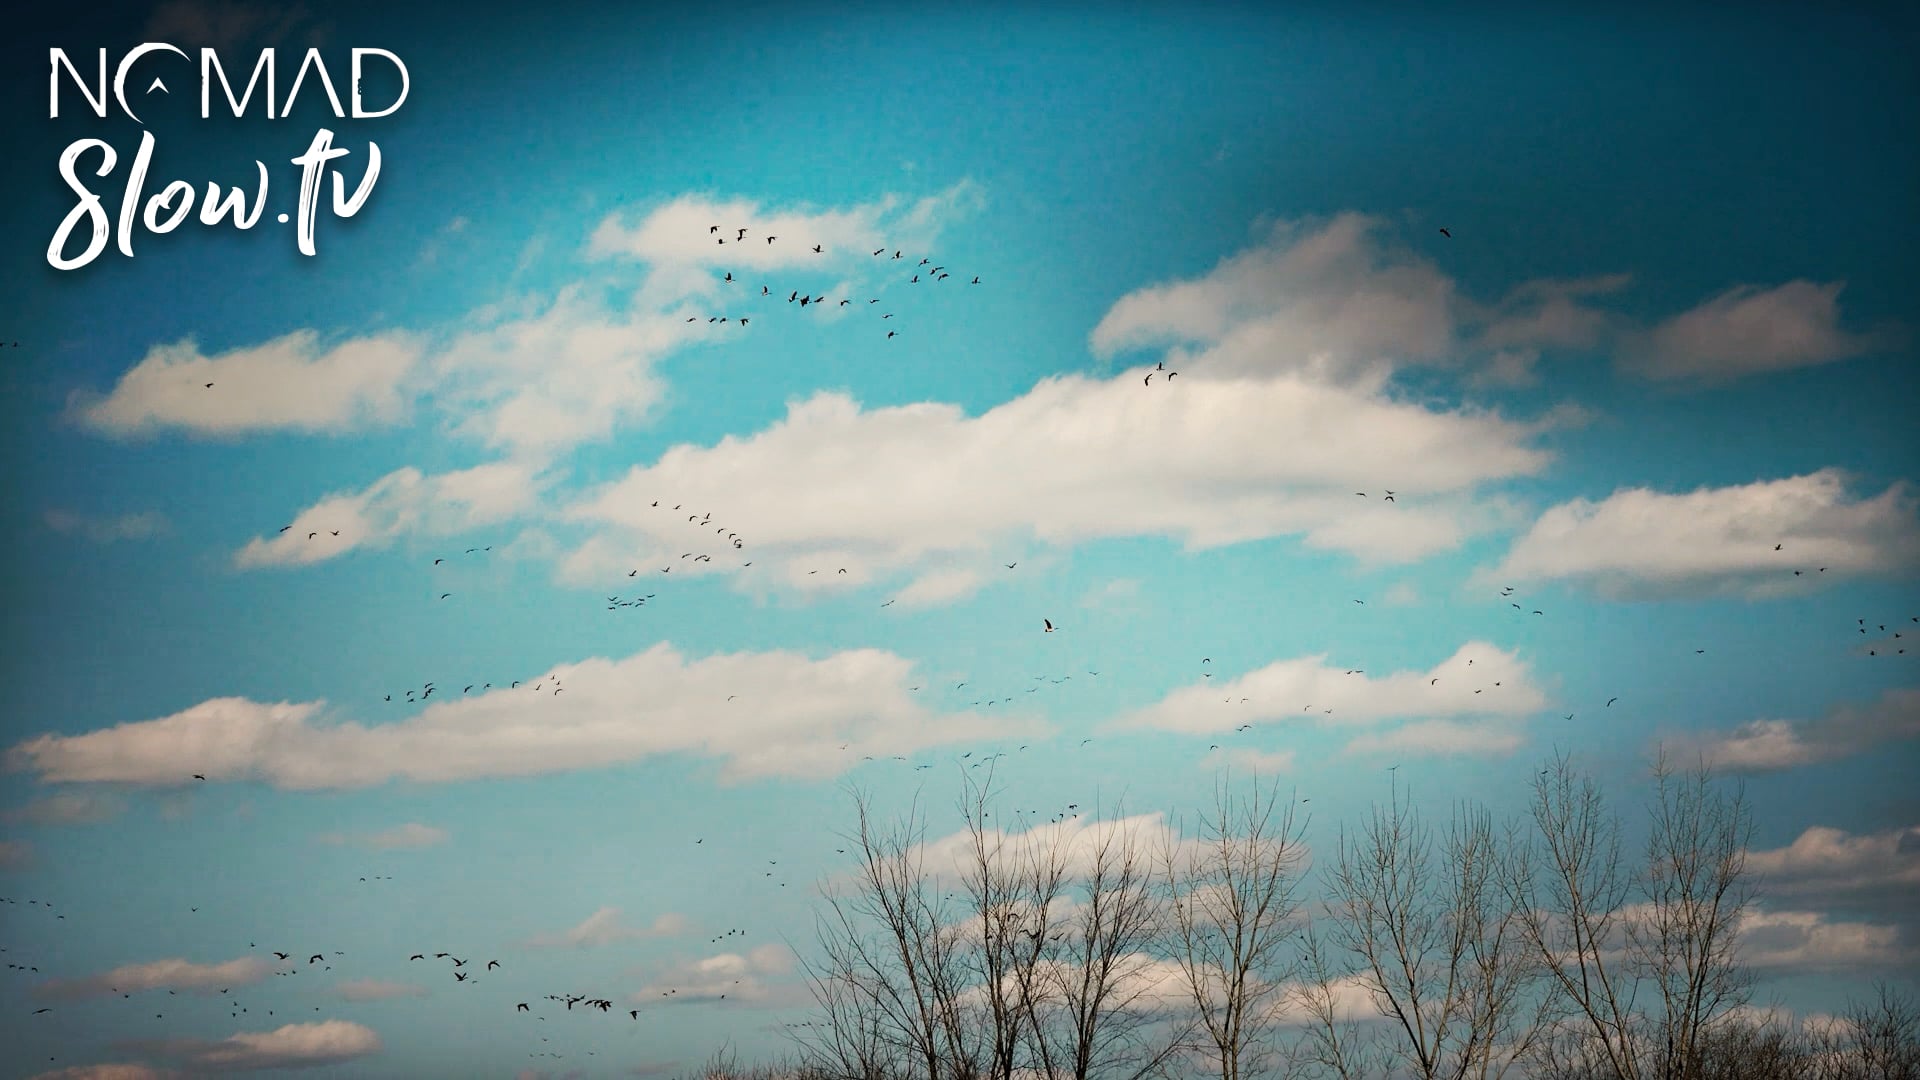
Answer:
[1115, 641, 1545, 757]
[1737, 908, 1911, 971]
[525, 907, 689, 948]
[585, 181, 985, 276]
[314, 823, 448, 850]
[117, 1020, 381, 1072]
[558, 374, 1552, 597]
[334, 979, 428, 1002]
[1343, 718, 1527, 757]
[890, 567, 988, 609]
[1468, 274, 1633, 356]
[428, 286, 690, 460]
[232, 460, 549, 568]
[6, 644, 1041, 789]
[70, 331, 419, 439]
[1199, 747, 1298, 774]
[5, 791, 126, 825]
[911, 811, 1191, 886]
[1089, 213, 1458, 383]
[42, 510, 168, 544]
[1625, 280, 1894, 383]
[75, 183, 985, 464]
[39, 956, 273, 1000]
[1665, 688, 1920, 773]
[1090, 213, 1625, 388]
[1483, 470, 1920, 600]
[1745, 824, 1920, 909]
[629, 944, 798, 1007]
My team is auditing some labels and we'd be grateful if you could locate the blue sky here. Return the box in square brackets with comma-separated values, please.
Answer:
[2, 1, 1917, 1076]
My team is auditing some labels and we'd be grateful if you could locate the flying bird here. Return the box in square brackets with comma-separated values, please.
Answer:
[1439, 227, 1452, 238]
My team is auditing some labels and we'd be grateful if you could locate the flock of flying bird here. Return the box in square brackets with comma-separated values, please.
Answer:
[21, 222, 1918, 1075]
[687, 224, 983, 340]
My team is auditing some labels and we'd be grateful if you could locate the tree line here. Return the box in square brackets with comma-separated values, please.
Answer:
[686, 750, 1917, 1080]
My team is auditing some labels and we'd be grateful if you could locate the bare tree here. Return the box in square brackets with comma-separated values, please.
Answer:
[1023, 800, 1188, 1080]
[1160, 773, 1312, 1080]
[801, 776, 1187, 1080]
[1315, 783, 1541, 1079]
[1291, 923, 1383, 1080]
[953, 763, 1054, 1079]
[1807, 981, 1920, 1080]
[1636, 752, 1756, 1078]
[799, 784, 971, 1080]
[1506, 749, 1756, 1080]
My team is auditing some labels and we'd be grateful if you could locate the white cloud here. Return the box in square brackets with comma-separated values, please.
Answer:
[428, 286, 691, 460]
[1115, 641, 1546, 757]
[586, 181, 985, 278]
[1200, 747, 1298, 774]
[1468, 274, 1632, 355]
[6, 791, 126, 825]
[314, 823, 448, 850]
[558, 374, 1552, 596]
[335, 978, 428, 1001]
[1090, 214, 1624, 389]
[232, 461, 548, 569]
[42, 510, 168, 544]
[1275, 974, 1384, 1027]
[1343, 718, 1527, 757]
[1665, 688, 1920, 773]
[1745, 824, 1920, 905]
[526, 908, 689, 948]
[72, 181, 986, 458]
[1626, 280, 1893, 382]
[0, 839, 33, 869]
[1482, 470, 1920, 600]
[5, 644, 1042, 789]
[629, 944, 797, 1007]
[890, 568, 987, 609]
[119, 1020, 381, 1072]
[1737, 908, 1911, 971]
[1089, 213, 1459, 384]
[912, 811, 1190, 886]
[70, 330, 419, 438]
[39, 956, 273, 999]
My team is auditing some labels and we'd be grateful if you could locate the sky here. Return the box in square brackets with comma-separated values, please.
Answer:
[1, 0, 1917, 1076]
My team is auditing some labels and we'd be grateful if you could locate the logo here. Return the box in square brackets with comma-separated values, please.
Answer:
[46, 45, 409, 269]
